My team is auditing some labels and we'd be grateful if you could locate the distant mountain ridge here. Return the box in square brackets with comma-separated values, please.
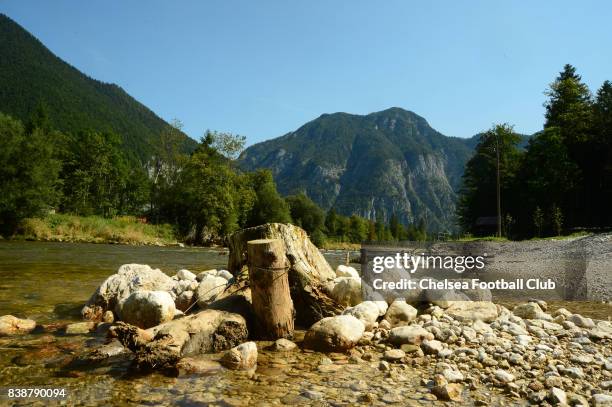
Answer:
[0, 14, 196, 161]
[239, 107, 477, 231]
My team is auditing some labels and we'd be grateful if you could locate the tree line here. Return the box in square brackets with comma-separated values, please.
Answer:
[458, 64, 612, 238]
[0, 107, 428, 245]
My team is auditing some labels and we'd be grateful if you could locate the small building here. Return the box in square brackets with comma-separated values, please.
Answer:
[474, 216, 498, 236]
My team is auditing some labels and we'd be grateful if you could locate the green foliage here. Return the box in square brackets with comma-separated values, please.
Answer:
[545, 64, 593, 146]
[176, 138, 250, 242]
[245, 170, 292, 227]
[0, 113, 60, 234]
[208, 130, 247, 160]
[59, 130, 135, 217]
[0, 14, 197, 162]
[286, 193, 325, 235]
[551, 205, 563, 236]
[457, 124, 522, 234]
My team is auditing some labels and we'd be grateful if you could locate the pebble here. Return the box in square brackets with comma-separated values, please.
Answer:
[442, 368, 464, 383]
[569, 314, 595, 329]
[549, 387, 567, 405]
[383, 349, 405, 362]
[421, 339, 443, 355]
[432, 383, 463, 402]
[494, 369, 515, 383]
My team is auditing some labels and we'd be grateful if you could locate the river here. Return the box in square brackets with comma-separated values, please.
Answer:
[0, 241, 608, 406]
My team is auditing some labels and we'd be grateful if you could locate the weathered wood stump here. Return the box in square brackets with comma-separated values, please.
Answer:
[228, 223, 342, 326]
[247, 239, 294, 339]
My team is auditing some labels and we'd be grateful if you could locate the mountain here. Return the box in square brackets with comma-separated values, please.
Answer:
[239, 107, 476, 232]
[0, 14, 197, 161]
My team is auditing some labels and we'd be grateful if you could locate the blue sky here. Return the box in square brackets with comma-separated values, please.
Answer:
[2, 1, 611, 144]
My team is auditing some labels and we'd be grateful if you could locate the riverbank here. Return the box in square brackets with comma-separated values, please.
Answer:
[12, 214, 178, 246]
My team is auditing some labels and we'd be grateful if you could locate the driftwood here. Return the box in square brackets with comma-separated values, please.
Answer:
[113, 310, 248, 370]
[228, 223, 342, 327]
[247, 239, 294, 339]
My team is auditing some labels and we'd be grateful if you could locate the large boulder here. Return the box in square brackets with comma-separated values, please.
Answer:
[115, 309, 248, 370]
[444, 301, 498, 323]
[118, 290, 176, 329]
[220, 341, 258, 370]
[196, 275, 228, 307]
[0, 315, 36, 336]
[82, 264, 176, 320]
[383, 300, 418, 327]
[343, 301, 380, 331]
[303, 315, 365, 352]
[227, 223, 341, 326]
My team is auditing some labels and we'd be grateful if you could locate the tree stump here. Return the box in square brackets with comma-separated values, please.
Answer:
[228, 223, 341, 327]
[247, 239, 294, 339]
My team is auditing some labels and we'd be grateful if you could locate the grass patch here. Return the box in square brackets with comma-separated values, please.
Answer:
[320, 241, 361, 250]
[527, 231, 592, 241]
[17, 214, 177, 245]
[453, 236, 510, 242]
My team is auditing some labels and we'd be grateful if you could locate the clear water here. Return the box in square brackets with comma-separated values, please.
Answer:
[0, 241, 607, 406]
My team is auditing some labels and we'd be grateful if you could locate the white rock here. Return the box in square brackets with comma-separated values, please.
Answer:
[220, 341, 257, 370]
[592, 394, 612, 407]
[175, 290, 195, 311]
[82, 264, 176, 318]
[423, 288, 470, 308]
[549, 387, 567, 405]
[176, 269, 197, 281]
[388, 325, 434, 345]
[472, 320, 493, 333]
[445, 301, 498, 322]
[501, 321, 529, 336]
[216, 270, 233, 281]
[273, 338, 297, 351]
[196, 275, 228, 306]
[330, 277, 362, 307]
[513, 302, 543, 319]
[513, 302, 553, 320]
[118, 290, 176, 329]
[516, 335, 533, 345]
[336, 264, 359, 279]
[569, 314, 595, 329]
[343, 301, 380, 331]
[0, 315, 36, 336]
[196, 269, 217, 282]
[442, 368, 464, 383]
[421, 339, 444, 355]
[384, 300, 418, 327]
[303, 315, 365, 351]
[383, 349, 406, 361]
[495, 369, 515, 383]
[373, 300, 389, 316]
[552, 308, 572, 318]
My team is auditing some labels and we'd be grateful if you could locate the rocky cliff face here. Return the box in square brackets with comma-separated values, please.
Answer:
[239, 108, 475, 232]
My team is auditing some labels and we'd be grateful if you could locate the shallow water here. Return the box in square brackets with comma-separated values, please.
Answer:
[0, 241, 609, 406]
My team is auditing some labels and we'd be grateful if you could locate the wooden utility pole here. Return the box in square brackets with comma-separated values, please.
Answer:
[247, 239, 294, 339]
[495, 133, 502, 238]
